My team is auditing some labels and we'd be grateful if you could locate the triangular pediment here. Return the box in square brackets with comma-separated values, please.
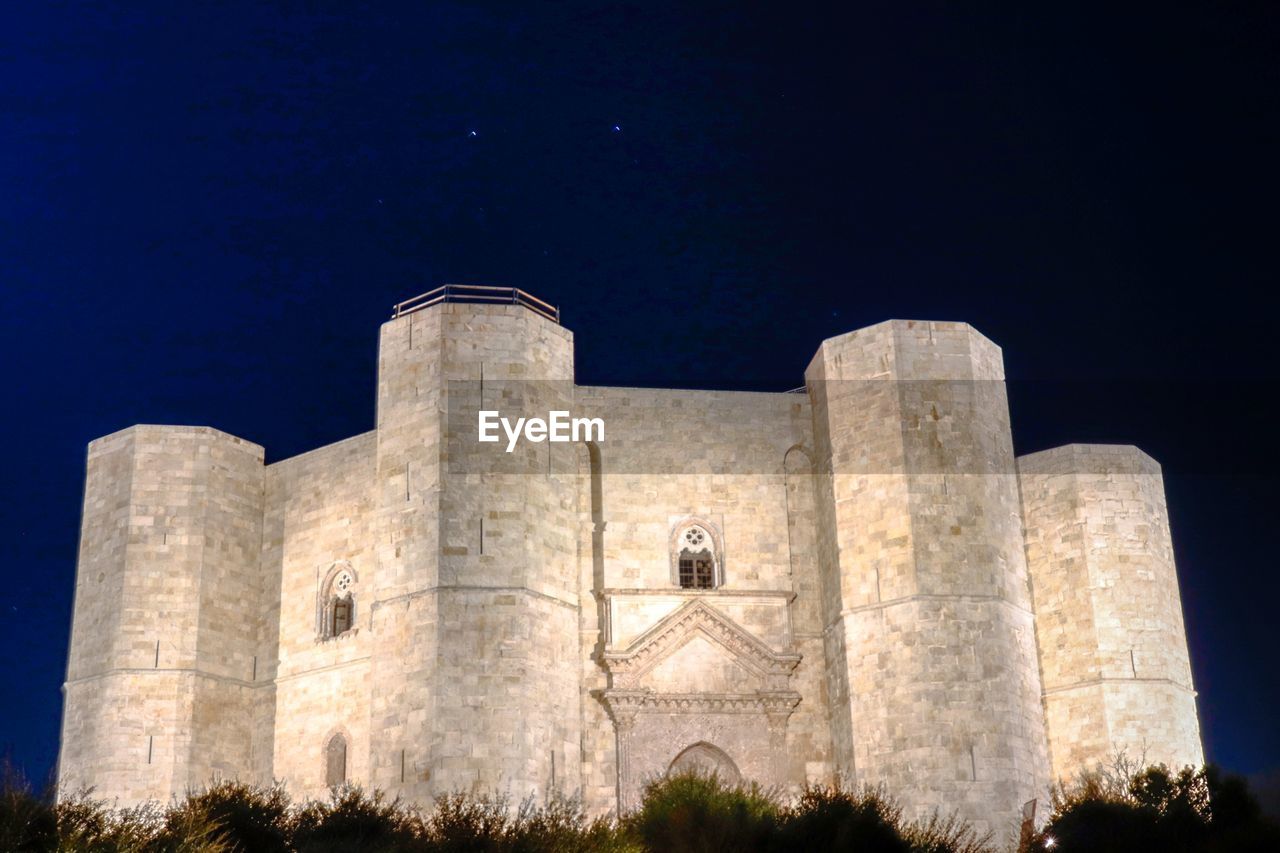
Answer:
[645, 633, 765, 693]
[603, 599, 800, 691]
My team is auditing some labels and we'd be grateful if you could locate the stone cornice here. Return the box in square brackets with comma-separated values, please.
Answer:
[823, 593, 1034, 635]
[370, 584, 578, 613]
[603, 688, 802, 716]
[602, 588, 797, 604]
[1042, 676, 1197, 697]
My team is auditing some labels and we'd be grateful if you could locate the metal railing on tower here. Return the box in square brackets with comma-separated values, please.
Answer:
[391, 285, 560, 324]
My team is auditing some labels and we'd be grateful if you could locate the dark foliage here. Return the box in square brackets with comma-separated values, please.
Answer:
[1033, 763, 1280, 853]
[419, 791, 506, 852]
[3, 758, 1276, 852]
[423, 790, 633, 853]
[776, 785, 908, 852]
[624, 771, 780, 853]
[290, 785, 424, 853]
[163, 781, 291, 853]
[624, 774, 990, 853]
[0, 762, 55, 852]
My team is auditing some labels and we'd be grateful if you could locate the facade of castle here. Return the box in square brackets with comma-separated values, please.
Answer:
[59, 296, 1203, 839]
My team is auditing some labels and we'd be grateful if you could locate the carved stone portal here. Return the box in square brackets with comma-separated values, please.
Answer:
[601, 599, 801, 809]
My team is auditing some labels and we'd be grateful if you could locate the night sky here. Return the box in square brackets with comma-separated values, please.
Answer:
[3, 2, 1279, 803]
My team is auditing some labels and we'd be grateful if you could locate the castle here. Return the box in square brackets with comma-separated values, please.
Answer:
[59, 287, 1203, 839]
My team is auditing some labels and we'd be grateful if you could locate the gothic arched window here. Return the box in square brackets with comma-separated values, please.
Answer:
[671, 521, 721, 589]
[319, 564, 358, 640]
[325, 733, 347, 787]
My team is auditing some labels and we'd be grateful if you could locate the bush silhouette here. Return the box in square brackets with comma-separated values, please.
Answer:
[5, 757, 1278, 852]
[162, 781, 291, 853]
[0, 762, 55, 852]
[777, 785, 908, 852]
[289, 785, 423, 853]
[624, 771, 780, 853]
[1035, 763, 1280, 853]
[419, 790, 506, 852]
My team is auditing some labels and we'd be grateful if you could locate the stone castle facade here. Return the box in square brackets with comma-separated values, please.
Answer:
[59, 291, 1203, 839]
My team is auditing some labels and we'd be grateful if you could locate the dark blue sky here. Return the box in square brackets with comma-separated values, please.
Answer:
[3, 1, 1278, 798]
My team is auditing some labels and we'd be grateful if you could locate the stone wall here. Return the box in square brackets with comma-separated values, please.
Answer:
[571, 385, 827, 810]
[58, 304, 1203, 835]
[365, 305, 586, 802]
[1019, 444, 1203, 783]
[262, 431, 376, 800]
[805, 320, 1051, 842]
[60, 425, 269, 802]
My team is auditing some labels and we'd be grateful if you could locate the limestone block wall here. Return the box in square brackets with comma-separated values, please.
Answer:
[781, 436, 832, 788]
[1018, 444, 1203, 782]
[368, 306, 444, 798]
[572, 385, 830, 810]
[365, 304, 585, 801]
[805, 351, 857, 784]
[433, 306, 580, 799]
[575, 441, 616, 812]
[262, 432, 376, 799]
[60, 425, 269, 804]
[806, 320, 1050, 841]
[58, 303, 1205, 828]
[571, 387, 813, 599]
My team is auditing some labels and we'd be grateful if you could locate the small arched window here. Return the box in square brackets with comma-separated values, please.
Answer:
[671, 522, 722, 589]
[325, 733, 347, 787]
[319, 564, 358, 640]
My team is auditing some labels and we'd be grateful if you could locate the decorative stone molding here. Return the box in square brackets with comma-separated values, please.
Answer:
[317, 560, 359, 640]
[603, 599, 801, 691]
[668, 515, 725, 587]
[669, 742, 742, 783]
[602, 689, 801, 715]
[601, 598, 803, 808]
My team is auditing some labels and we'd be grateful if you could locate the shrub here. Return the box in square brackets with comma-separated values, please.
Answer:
[151, 803, 233, 853]
[161, 781, 291, 853]
[29, 758, 1280, 852]
[776, 784, 992, 853]
[0, 763, 55, 852]
[624, 771, 780, 853]
[506, 791, 634, 853]
[777, 785, 908, 852]
[1034, 763, 1280, 853]
[290, 784, 424, 853]
[902, 811, 993, 853]
[421, 791, 508, 852]
[421, 789, 634, 853]
[56, 792, 162, 852]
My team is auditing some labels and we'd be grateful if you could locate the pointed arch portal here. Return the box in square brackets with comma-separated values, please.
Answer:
[668, 741, 742, 784]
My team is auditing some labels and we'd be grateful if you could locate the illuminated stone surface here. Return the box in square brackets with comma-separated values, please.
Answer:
[58, 303, 1201, 841]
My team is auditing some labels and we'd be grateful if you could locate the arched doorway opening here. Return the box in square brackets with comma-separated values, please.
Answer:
[667, 741, 742, 784]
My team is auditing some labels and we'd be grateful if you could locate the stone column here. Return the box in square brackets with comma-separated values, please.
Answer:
[612, 709, 637, 812]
